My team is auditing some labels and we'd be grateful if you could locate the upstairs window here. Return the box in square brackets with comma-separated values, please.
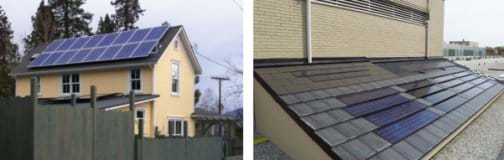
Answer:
[130, 69, 142, 92]
[62, 74, 80, 94]
[171, 62, 180, 95]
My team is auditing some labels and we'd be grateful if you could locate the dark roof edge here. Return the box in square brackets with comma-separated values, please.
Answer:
[103, 94, 159, 110]
[254, 71, 343, 160]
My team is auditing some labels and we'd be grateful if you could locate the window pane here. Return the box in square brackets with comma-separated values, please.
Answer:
[63, 75, 70, 83]
[72, 84, 80, 93]
[175, 121, 182, 134]
[136, 110, 144, 119]
[63, 85, 70, 93]
[172, 79, 178, 93]
[168, 120, 174, 135]
[72, 74, 79, 83]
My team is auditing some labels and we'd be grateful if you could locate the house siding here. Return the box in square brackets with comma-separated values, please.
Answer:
[153, 34, 196, 137]
[254, 0, 444, 59]
[15, 67, 153, 98]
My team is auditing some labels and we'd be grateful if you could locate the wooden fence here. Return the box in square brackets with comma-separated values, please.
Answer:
[0, 79, 224, 160]
[139, 137, 223, 160]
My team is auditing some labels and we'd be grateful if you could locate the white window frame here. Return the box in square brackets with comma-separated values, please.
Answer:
[61, 74, 80, 95]
[135, 108, 145, 120]
[129, 69, 142, 93]
[168, 117, 185, 136]
[35, 76, 41, 95]
[171, 61, 180, 96]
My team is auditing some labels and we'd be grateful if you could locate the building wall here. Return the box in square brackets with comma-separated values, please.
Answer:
[15, 67, 153, 98]
[444, 44, 486, 57]
[254, 80, 332, 160]
[153, 34, 196, 137]
[254, 0, 306, 59]
[254, 0, 444, 59]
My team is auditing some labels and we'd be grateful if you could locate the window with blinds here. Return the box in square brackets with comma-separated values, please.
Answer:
[317, 0, 428, 26]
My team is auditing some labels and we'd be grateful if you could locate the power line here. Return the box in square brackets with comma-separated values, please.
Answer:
[194, 50, 235, 71]
[230, 0, 243, 11]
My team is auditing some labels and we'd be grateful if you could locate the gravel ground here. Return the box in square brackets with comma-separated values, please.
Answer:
[254, 133, 292, 160]
[432, 58, 504, 160]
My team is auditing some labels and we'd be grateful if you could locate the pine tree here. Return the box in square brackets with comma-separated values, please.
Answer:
[96, 14, 116, 34]
[23, 0, 57, 53]
[111, 0, 145, 31]
[0, 6, 20, 97]
[48, 0, 93, 38]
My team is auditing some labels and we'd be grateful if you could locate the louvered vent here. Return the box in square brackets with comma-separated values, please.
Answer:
[317, 0, 428, 26]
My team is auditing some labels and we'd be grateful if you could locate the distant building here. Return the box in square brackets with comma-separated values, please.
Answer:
[444, 43, 485, 57]
[449, 40, 479, 47]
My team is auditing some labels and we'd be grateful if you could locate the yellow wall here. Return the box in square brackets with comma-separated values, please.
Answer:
[153, 34, 196, 137]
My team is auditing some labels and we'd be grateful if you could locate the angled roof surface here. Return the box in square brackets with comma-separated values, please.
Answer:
[12, 25, 202, 76]
[255, 58, 504, 159]
[38, 94, 159, 109]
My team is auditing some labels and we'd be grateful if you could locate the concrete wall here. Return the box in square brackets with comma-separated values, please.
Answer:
[254, 0, 445, 59]
[254, 80, 332, 160]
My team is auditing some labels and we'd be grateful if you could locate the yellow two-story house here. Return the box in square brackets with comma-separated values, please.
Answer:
[11, 25, 202, 137]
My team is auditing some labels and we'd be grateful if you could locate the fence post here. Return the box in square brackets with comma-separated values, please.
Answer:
[30, 77, 38, 106]
[90, 86, 97, 160]
[184, 121, 188, 160]
[129, 91, 138, 160]
[71, 94, 76, 107]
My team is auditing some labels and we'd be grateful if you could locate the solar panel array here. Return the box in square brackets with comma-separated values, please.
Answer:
[28, 26, 169, 68]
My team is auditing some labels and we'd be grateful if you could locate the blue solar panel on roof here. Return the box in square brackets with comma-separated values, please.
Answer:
[344, 95, 409, 117]
[112, 30, 135, 45]
[69, 37, 91, 50]
[43, 40, 64, 52]
[114, 43, 140, 59]
[144, 26, 168, 41]
[366, 101, 426, 127]
[69, 49, 92, 63]
[84, 34, 106, 48]
[41, 52, 64, 66]
[131, 41, 156, 58]
[376, 110, 439, 143]
[83, 47, 106, 62]
[424, 90, 457, 104]
[128, 28, 150, 42]
[98, 33, 120, 47]
[54, 50, 78, 65]
[28, 26, 169, 68]
[99, 45, 122, 60]
[28, 54, 50, 67]
[56, 39, 77, 51]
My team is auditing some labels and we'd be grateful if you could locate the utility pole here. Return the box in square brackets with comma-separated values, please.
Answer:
[211, 76, 230, 115]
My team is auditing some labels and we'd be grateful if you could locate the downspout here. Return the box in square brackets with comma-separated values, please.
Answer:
[306, 0, 313, 64]
[425, 0, 430, 59]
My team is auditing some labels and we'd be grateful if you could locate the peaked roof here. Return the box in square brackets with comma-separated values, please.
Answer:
[11, 25, 201, 77]
[255, 58, 504, 159]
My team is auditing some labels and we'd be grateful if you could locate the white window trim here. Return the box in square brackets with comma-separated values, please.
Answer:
[171, 61, 181, 96]
[168, 117, 185, 136]
[36, 76, 41, 95]
[135, 108, 145, 120]
[61, 73, 80, 96]
[129, 69, 143, 93]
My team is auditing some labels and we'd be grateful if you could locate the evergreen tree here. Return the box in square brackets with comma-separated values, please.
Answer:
[111, 0, 145, 31]
[0, 6, 20, 97]
[23, 0, 57, 53]
[96, 14, 116, 34]
[48, 0, 93, 38]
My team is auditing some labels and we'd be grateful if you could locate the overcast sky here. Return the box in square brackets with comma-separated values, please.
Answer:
[444, 0, 504, 47]
[0, 0, 243, 111]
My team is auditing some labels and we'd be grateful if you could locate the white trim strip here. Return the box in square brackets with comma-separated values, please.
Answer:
[105, 97, 158, 111]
